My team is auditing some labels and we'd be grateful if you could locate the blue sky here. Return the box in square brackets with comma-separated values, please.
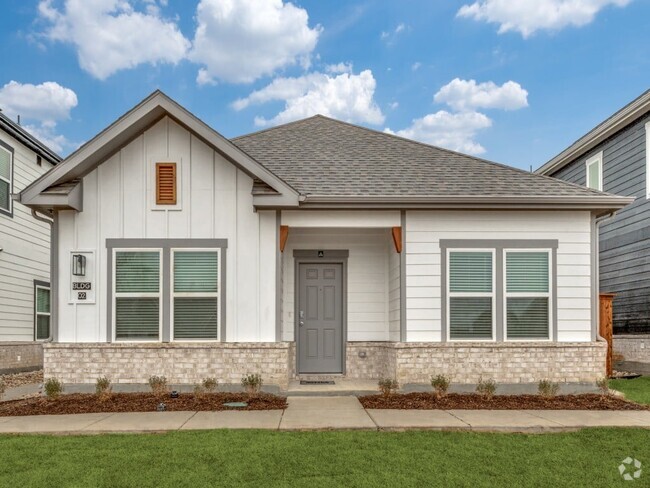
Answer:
[0, 0, 648, 170]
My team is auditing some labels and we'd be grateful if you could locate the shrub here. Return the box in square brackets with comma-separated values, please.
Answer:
[430, 374, 451, 398]
[0, 379, 5, 401]
[193, 384, 205, 399]
[538, 379, 560, 398]
[95, 376, 112, 400]
[44, 378, 64, 399]
[202, 377, 218, 393]
[378, 378, 399, 397]
[476, 377, 497, 399]
[148, 375, 168, 397]
[241, 374, 263, 397]
[596, 377, 610, 396]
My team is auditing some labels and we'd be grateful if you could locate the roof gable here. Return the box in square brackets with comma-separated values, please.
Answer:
[0, 112, 61, 165]
[20, 91, 298, 209]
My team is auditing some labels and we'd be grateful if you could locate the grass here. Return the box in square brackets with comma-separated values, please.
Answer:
[611, 376, 650, 404]
[0, 429, 649, 487]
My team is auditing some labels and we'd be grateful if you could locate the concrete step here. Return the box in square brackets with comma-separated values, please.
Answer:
[287, 379, 378, 396]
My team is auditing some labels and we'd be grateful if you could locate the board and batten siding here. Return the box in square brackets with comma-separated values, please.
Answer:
[0, 130, 54, 340]
[281, 227, 396, 342]
[551, 113, 650, 333]
[56, 116, 277, 343]
[405, 210, 593, 342]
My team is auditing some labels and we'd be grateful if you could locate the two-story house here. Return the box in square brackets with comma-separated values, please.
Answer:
[536, 89, 650, 362]
[0, 111, 60, 373]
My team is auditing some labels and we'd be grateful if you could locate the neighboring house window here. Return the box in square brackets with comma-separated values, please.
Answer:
[646, 121, 650, 199]
[585, 152, 603, 191]
[447, 250, 495, 340]
[114, 250, 162, 341]
[156, 162, 177, 205]
[505, 251, 551, 340]
[35, 284, 51, 340]
[171, 249, 221, 340]
[0, 141, 13, 216]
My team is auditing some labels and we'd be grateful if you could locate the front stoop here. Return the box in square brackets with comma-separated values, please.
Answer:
[288, 378, 379, 396]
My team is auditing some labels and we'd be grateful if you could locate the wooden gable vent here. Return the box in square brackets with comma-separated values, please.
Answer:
[156, 162, 177, 205]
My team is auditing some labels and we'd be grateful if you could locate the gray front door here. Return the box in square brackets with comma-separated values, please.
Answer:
[297, 263, 343, 374]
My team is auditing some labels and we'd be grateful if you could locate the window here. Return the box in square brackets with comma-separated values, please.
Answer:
[114, 250, 162, 341]
[505, 251, 551, 340]
[646, 121, 650, 199]
[172, 249, 220, 340]
[0, 142, 13, 216]
[447, 251, 495, 340]
[586, 152, 603, 191]
[35, 284, 51, 340]
[156, 162, 177, 205]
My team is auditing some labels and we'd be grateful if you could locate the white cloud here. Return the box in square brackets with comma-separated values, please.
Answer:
[457, 0, 631, 37]
[411, 62, 422, 71]
[325, 62, 353, 74]
[389, 101, 399, 110]
[37, 0, 189, 80]
[233, 69, 385, 127]
[381, 22, 409, 44]
[190, 0, 321, 84]
[0, 80, 78, 154]
[386, 111, 492, 155]
[433, 78, 528, 112]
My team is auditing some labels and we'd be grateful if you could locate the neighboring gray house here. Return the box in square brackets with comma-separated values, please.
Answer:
[0, 111, 61, 373]
[537, 89, 650, 336]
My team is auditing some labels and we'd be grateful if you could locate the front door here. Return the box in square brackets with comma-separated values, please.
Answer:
[297, 263, 344, 374]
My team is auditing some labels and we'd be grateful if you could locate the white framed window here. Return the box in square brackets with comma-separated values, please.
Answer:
[35, 284, 51, 340]
[645, 121, 650, 199]
[447, 249, 495, 341]
[504, 250, 552, 341]
[171, 249, 221, 341]
[585, 151, 603, 191]
[0, 142, 13, 216]
[112, 249, 162, 341]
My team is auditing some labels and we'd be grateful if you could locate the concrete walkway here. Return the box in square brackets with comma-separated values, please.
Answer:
[1, 396, 650, 434]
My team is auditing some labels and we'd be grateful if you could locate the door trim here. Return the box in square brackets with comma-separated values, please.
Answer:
[294, 250, 348, 374]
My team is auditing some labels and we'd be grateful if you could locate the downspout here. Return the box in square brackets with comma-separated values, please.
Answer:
[592, 211, 617, 342]
[31, 209, 56, 343]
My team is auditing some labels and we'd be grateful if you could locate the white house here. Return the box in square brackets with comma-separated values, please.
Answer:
[18, 91, 632, 389]
[0, 111, 60, 373]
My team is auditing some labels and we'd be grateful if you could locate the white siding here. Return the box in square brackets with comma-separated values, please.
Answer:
[405, 210, 593, 342]
[388, 242, 401, 341]
[282, 228, 394, 342]
[0, 130, 54, 340]
[57, 117, 276, 342]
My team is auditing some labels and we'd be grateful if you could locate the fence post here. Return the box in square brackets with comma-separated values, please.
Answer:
[599, 293, 615, 377]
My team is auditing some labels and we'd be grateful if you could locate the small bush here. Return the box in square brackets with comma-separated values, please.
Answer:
[202, 377, 218, 393]
[596, 377, 610, 396]
[538, 379, 560, 398]
[95, 376, 112, 399]
[148, 375, 168, 396]
[430, 374, 451, 398]
[0, 379, 5, 401]
[476, 377, 497, 399]
[44, 378, 64, 399]
[193, 384, 205, 399]
[241, 374, 263, 397]
[378, 378, 399, 397]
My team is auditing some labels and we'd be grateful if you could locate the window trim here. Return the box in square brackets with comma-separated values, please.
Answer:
[34, 280, 51, 341]
[170, 248, 222, 342]
[112, 248, 163, 343]
[645, 121, 650, 199]
[0, 140, 14, 217]
[446, 248, 496, 342]
[585, 151, 603, 191]
[503, 249, 553, 342]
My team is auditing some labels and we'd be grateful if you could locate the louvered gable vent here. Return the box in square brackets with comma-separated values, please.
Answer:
[156, 162, 177, 205]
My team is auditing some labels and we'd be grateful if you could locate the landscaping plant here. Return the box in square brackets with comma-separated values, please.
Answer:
[378, 378, 399, 397]
[241, 373, 263, 398]
[430, 374, 451, 398]
[476, 377, 497, 399]
[596, 377, 610, 397]
[44, 378, 63, 400]
[148, 376, 168, 397]
[95, 376, 112, 400]
[202, 377, 218, 393]
[538, 379, 560, 398]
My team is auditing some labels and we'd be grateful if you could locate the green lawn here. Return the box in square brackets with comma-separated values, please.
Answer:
[611, 376, 650, 404]
[0, 429, 649, 487]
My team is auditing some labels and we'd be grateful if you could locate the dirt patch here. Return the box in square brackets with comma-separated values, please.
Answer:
[359, 393, 648, 410]
[0, 392, 287, 416]
[0, 370, 43, 389]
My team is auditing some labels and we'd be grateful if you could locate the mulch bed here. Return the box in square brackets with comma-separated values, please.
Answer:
[0, 392, 287, 417]
[359, 393, 648, 411]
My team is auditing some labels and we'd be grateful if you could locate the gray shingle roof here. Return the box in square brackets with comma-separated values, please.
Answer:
[232, 115, 611, 198]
